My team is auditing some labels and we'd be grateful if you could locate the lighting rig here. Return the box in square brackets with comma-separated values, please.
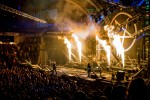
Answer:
[97, 0, 126, 8]
[91, 2, 149, 36]
[115, 9, 150, 37]
[91, 1, 150, 70]
[89, 0, 131, 24]
[0, 4, 47, 23]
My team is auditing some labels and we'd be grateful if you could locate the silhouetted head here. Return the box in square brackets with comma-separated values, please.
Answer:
[127, 78, 147, 100]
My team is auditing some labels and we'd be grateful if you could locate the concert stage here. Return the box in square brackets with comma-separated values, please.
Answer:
[36, 64, 140, 85]
[19, 59, 149, 89]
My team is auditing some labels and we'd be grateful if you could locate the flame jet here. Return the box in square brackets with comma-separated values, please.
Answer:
[96, 36, 111, 66]
[64, 38, 72, 62]
[104, 25, 125, 68]
[72, 34, 82, 63]
[112, 34, 125, 68]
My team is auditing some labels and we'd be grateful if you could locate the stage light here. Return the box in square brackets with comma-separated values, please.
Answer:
[118, 26, 126, 32]
[89, 15, 95, 21]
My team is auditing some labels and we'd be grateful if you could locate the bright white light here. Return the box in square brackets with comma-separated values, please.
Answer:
[113, 34, 125, 68]
[96, 35, 111, 66]
[72, 34, 82, 63]
[64, 38, 72, 62]
[104, 25, 125, 68]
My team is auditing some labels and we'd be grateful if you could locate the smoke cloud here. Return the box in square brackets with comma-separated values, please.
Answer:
[23, 0, 99, 39]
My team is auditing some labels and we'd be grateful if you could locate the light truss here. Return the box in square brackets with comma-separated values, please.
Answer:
[0, 4, 47, 23]
[133, 25, 150, 37]
[99, 0, 126, 8]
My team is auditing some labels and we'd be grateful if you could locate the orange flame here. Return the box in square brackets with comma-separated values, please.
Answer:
[113, 34, 125, 68]
[64, 38, 72, 62]
[72, 34, 82, 63]
[96, 35, 111, 66]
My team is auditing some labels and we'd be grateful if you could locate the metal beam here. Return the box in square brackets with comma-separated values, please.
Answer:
[0, 4, 47, 23]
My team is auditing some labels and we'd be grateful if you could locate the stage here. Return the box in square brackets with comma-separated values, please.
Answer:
[36, 64, 138, 85]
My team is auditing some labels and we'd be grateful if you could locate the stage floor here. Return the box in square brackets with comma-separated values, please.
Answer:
[42, 65, 131, 82]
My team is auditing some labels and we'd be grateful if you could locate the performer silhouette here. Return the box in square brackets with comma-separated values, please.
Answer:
[87, 63, 92, 78]
[52, 61, 57, 75]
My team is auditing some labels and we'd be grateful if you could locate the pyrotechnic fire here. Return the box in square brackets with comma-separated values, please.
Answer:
[104, 25, 125, 68]
[96, 36, 111, 66]
[105, 45, 111, 66]
[112, 34, 125, 68]
[64, 38, 72, 62]
[72, 34, 82, 63]
[104, 25, 115, 38]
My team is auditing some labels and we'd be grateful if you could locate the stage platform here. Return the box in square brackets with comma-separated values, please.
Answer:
[34, 64, 135, 85]
[22, 59, 144, 85]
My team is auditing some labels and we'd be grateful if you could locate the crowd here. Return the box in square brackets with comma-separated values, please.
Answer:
[17, 37, 40, 64]
[0, 44, 20, 69]
[0, 64, 150, 100]
[0, 43, 150, 100]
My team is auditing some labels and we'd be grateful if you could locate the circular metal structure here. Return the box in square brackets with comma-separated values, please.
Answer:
[110, 12, 137, 52]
